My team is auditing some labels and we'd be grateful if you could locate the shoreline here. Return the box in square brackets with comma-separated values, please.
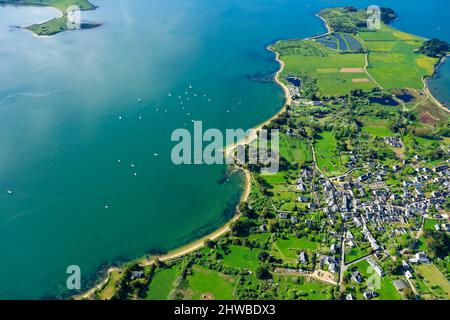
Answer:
[422, 55, 449, 113]
[130, 49, 301, 265]
[77, 169, 252, 300]
[78, 37, 291, 300]
[223, 44, 292, 156]
[141, 168, 252, 266]
[304, 13, 332, 40]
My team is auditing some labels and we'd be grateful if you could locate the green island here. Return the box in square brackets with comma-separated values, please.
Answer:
[81, 6, 450, 301]
[0, 0, 100, 35]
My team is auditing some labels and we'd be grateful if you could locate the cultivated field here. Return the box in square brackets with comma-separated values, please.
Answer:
[360, 25, 438, 90]
[274, 40, 377, 96]
[186, 265, 237, 300]
[415, 264, 450, 299]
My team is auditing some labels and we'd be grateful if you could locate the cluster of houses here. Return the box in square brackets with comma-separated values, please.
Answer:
[409, 252, 430, 264]
[267, 128, 449, 298]
[284, 76, 324, 107]
[383, 137, 403, 148]
[319, 254, 339, 274]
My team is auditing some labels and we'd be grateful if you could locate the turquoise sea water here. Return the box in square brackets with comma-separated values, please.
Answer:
[0, 0, 448, 299]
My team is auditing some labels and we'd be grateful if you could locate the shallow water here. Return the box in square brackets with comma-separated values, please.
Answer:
[428, 58, 450, 107]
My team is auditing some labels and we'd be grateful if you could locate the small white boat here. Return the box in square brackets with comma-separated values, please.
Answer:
[104, 205, 110, 209]
[7, 190, 13, 195]
[118, 116, 122, 120]
[138, 98, 143, 103]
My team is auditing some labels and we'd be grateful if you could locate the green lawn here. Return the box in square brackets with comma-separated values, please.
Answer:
[248, 233, 271, 243]
[416, 236, 428, 251]
[360, 117, 394, 137]
[314, 131, 344, 176]
[260, 171, 287, 186]
[96, 270, 121, 300]
[276, 237, 319, 260]
[275, 275, 333, 300]
[355, 260, 402, 300]
[187, 265, 236, 300]
[424, 218, 440, 231]
[415, 264, 450, 299]
[279, 134, 312, 165]
[221, 245, 261, 271]
[144, 266, 178, 300]
[345, 247, 369, 263]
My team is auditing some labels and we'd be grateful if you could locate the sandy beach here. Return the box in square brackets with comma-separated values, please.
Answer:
[77, 169, 252, 299]
[143, 169, 252, 264]
[223, 45, 292, 156]
[138, 42, 296, 265]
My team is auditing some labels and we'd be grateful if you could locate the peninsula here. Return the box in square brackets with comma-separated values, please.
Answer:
[0, 0, 100, 35]
[79, 6, 450, 301]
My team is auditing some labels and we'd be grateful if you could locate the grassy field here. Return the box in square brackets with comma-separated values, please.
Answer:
[345, 246, 369, 263]
[424, 218, 440, 231]
[221, 245, 261, 271]
[415, 264, 450, 299]
[257, 170, 299, 211]
[360, 117, 394, 137]
[355, 260, 402, 300]
[96, 270, 122, 300]
[275, 275, 333, 300]
[275, 237, 319, 260]
[279, 134, 312, 166]
[248, 233, 271, 243]
[314, 131, 345, 176]
[273, 8, 439, 97]
[187, 265, 236, 300]
[273, 40, 376, 96]
[144, 265, 179, 300]
[360, 25, 438, 90]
